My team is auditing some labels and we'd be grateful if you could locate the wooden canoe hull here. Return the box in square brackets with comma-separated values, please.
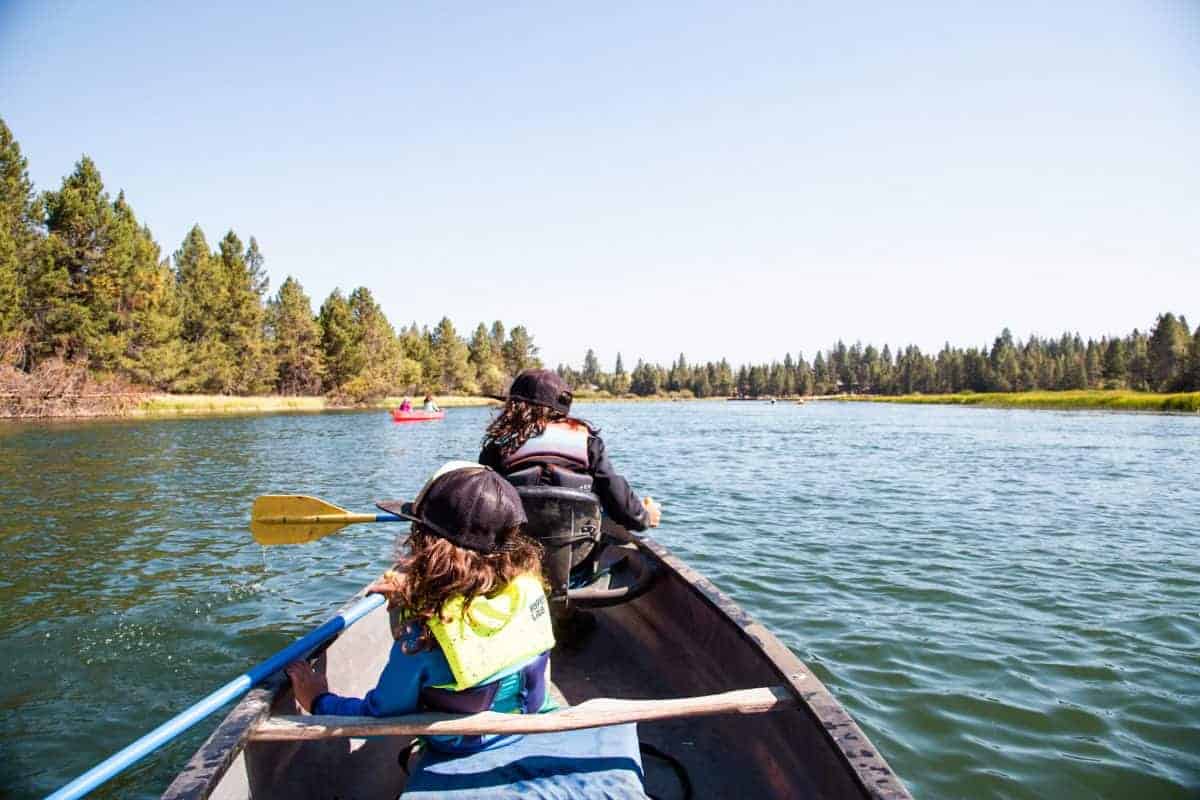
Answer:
[165, 525, 911, 799]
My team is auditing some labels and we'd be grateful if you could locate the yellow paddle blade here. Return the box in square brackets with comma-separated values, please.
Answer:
[251, 495, 359, 545]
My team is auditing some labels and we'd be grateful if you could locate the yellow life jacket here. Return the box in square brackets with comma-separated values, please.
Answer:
[427, 573, 555, 691]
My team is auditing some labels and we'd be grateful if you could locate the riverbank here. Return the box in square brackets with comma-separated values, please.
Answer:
[830, 389, 1200, 413]
[130, 393, 501, 418]
[1, 390, 723, 421]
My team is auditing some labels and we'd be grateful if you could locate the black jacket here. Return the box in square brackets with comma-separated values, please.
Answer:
[479, 430, 649, 532]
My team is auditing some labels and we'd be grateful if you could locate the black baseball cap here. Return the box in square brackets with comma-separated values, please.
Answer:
[377, 461, 528, 553]
[508, 369, 573, 415]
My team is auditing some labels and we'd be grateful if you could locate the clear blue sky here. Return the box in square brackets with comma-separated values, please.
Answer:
[2, 1, 1197, 369]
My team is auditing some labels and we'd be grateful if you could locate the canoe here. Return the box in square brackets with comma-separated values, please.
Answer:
[391, 409, 445, 422]
[164, 522, 912, 799]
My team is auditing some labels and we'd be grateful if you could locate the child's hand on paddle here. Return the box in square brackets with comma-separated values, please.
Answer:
[285, 661, 328, 712]
[642, 497, 662, 528]
[367, 569, 406, 598]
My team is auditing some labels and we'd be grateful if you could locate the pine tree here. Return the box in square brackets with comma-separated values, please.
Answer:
[735, 365, 749, 397]
[0, 118, 37, 355]
[812, 352, 829, 394]
[398, 322, 430, 389]
[503, 326, 539, 375]
[1126, 330, 1150, 390]
[245, 237, 269, 296]
[489, 321, 506, 360]
[174, 225, 235, 392]
[1102, 338, 1127, 385]
[269, 276, 323, 395]
[318, 289, 361, 392]
[429, 316, 476, 393]
[794, 353, 813, 396]
[1084, 340, 1102, 388]
[582, 349, 600, 386]
[749, 364, 767, 397]
[611, 352, 630, 394]
[781, 353, 796, 396]
[1182, 326, 1200, 392]
[1148, 312, 1190, 391]
[218, 231, 274, 394]
[715, 359, 734, 395]
[114, 202, 183, 388]
[339, 286, 409, 402]
[31, 157, 116, 363]
[469, 322, 506, 395]
[630, 359, 660, 396]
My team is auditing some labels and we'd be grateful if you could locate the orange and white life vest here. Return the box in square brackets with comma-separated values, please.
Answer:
[501, 420, 590, 472]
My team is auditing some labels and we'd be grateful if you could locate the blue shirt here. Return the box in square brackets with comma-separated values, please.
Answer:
[310, 624, 552, 754]
[311, 636, 455, 717]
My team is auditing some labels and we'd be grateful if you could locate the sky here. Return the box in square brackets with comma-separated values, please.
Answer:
[2, 1, 1198, 370]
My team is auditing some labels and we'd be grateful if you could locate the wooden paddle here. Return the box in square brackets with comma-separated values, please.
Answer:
[250, 495, 403, 545]
[249, 685, 799, 740]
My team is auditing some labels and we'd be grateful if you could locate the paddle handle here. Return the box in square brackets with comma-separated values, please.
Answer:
[251, 685, 798, 740]
[46, 593, 386, 800]
[254, 512, 402, 525]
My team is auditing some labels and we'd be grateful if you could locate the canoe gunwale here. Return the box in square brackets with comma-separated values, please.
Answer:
[622, 530, 912, 800]
[160, 680, 280, 800]
[160, 591, 369, 800]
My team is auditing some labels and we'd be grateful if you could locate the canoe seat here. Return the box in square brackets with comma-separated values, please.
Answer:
[401, 722, 648, 799]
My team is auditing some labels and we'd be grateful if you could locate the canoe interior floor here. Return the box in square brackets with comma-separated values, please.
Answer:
[551, 607, 744, 800]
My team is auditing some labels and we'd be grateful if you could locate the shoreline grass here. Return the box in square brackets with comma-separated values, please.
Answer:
[832, 390, 1200, 413]
[4, 391, 722, 421]
[14, 389, 1199, 421]
[132, 393, 500, 418]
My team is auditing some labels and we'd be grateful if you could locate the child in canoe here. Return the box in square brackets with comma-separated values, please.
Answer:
[286, 462, 551, 745]
[285, 462, 648, 798]
[479, 369, 661, 530]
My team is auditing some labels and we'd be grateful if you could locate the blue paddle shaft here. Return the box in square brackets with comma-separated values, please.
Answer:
[46, 592, 386, 800]
[376, 512, 403, 522]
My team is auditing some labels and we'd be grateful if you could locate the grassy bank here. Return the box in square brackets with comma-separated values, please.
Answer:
[835, 390, 1200, 413]
[133, 394, 500, 417]
[9, 390, 719, 420]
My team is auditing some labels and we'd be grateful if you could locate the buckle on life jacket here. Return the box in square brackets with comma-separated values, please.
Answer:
[506, 464, 593, 492]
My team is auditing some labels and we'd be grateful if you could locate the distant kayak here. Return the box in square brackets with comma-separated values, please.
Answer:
[391, 408, 445, 422]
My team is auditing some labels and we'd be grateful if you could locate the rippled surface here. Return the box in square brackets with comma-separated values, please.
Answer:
[1, 403, 1197, 798]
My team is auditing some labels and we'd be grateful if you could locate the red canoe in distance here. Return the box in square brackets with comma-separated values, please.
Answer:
[391, 408, 446, 422]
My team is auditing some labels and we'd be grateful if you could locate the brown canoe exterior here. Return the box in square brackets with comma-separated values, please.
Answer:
[164, 525, 911, 799]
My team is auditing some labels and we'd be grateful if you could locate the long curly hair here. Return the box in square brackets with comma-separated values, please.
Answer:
[387, 523, 544, 653]
[481, 399, 566, 458]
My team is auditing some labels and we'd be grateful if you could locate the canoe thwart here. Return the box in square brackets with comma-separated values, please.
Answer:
[250, 684, 799, 741]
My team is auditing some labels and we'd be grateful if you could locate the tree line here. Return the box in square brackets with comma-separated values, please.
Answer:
[0, 118, 541, 402]
[557, 315, 1200, 399]
[4, 118, 1196, 405]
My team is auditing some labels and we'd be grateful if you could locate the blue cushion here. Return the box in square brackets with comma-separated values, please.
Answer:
[401, 723, 648, 799]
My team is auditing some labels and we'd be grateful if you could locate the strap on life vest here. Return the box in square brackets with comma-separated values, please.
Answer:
[427, 574, 555, 691]
[502, 420, 590, 472]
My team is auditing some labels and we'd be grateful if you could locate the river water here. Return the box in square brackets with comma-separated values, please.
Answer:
[0, 402, 1197, 798]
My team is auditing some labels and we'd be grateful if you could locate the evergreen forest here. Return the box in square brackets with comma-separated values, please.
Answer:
[0, 119, 539, 404]
[3, 118, 1198, 408]
[556, 310, 1200, 400]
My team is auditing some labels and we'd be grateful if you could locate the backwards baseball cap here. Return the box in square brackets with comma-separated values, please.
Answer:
[508, 368, 573, 415]
[376, 461, 528, 553]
